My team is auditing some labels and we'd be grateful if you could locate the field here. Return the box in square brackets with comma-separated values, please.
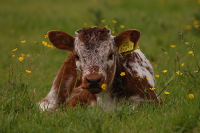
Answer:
[1, 0, 200, 132]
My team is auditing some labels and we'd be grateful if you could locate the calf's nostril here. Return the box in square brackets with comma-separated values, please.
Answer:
[86, 77, 102, 84]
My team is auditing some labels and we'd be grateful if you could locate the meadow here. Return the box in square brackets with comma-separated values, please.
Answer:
[1, 0, 200, 132]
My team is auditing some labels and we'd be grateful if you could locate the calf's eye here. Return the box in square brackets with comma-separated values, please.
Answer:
[75, 54, 80, 60]
[108, 53, 114, 60]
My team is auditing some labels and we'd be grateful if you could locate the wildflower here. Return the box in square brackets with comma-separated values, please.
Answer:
[193, 20, 199, 25]
[12, 48, 17, 51]
[182, 82, 186, 85]
[112, 20, 117, 23]
[181, 63, 185, 67]
[185, 42, 189, 45]
[155, 75, 160, 78]
[176, 71, 183, 75]
[26, 70, 31, 73]
[162, 70, 168, 73]
[21, 40, 26, 43]
[21, 54, 25, 57]
[136, 75, 140, 78]
[104, 26, 108, 28]
[146, 78, 151, 80]
[120, 72, 125, 76]
[112, 30, 115, 34]
[120, 25, 125, 28]
[83, 23, 87, 26]
[101, 20, 105, 23]
[194, 25, 199, 28]
[18, 57, 24, 62]
[194, 70, 198, 73]
[47, 44, 53, 49]
[26, 54, 30, 57]
[188, 51, 193, 54]
[44, 35, 48, 38]
[164, 91, 170, 95]
[170, 45, 176, 48]
[188, 94, 194, 99]
[185, 25, 192, 30]
[164, 52, 168, 54]
[42, 41, 47, 46]
[149, 88, 156, 90]
[34, 41, 38, 44]
[12, 55, 15, 57]
[101, 84, 107, 90]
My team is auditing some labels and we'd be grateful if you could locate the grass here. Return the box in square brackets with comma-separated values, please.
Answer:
[1, 0, 200, 132]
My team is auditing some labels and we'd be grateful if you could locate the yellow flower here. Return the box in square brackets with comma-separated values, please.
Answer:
[155, 75, 160, 78]
[83, 23, 87, 26]
[182, 82, 186, 85]
[18, 57, 24, 62]
[21, 54, 25, 57]
[146, 78, 151, 80]
[104, 25, 108, 28]
[44, 35, 48, 38]
[42, 41, 47, 46]
[149, 88, 156, 90]
[21, 40, 26, 43]
[112, 20, 117, 23]
[26, 70, 31, 73]
[101, 84, 107, 90]
[164, 52, 168, 54]
[162, 70, 168, 73]
[188, 94, 194, 99]
[176, 71, 183, 75]
[47, 44, 53, 49]
[120, 25, 125, 28]
[120, 72, 126, 76]
[12, 55, 15, 57]
[26, 54, 30, 57]
[112, 30, 115, 34]
[194, 70, 198, 73]
[136, 75, 140, 78]
[193, 20, 199, 25]
[181, 63, 185, 67]
[185, 25, 192, 30]
[164, 91, 170, 95]
[12, 48, 17, 51]
[170, 45, 176, 48]
[188, 51, 193, 54]
[194, 25, 200, 28]
[101, 20, 105, 23]
[185, 42, 189, 45]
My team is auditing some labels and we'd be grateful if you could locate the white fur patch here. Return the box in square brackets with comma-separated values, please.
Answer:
[38, 87, 59, 111]
[74, 37, 116, 80]
[124, 49, 155, 87]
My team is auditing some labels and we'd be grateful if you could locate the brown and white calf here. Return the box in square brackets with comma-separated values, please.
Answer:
[39, 27, 162, 111]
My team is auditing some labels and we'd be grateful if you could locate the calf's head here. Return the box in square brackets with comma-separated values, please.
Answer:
[48, 27, 140, 94]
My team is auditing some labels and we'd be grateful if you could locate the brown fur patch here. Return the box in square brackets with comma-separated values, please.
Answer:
[114, 29, 140, 47]
[76, 27, 111, 43]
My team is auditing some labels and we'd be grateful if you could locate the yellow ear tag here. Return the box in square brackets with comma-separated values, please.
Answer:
[118, 39, 139, 55]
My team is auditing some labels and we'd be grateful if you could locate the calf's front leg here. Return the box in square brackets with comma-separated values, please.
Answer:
[39, 53, 77, 111]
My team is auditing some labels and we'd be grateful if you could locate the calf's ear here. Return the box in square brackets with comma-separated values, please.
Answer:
[114, 29, 140, 54]
[47, 30, 75, 52]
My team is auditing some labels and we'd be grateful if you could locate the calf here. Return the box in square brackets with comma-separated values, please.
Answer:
[39, 27, 162, 111]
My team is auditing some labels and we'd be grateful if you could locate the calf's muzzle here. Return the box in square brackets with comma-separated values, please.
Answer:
[86, 77, 102, 88]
